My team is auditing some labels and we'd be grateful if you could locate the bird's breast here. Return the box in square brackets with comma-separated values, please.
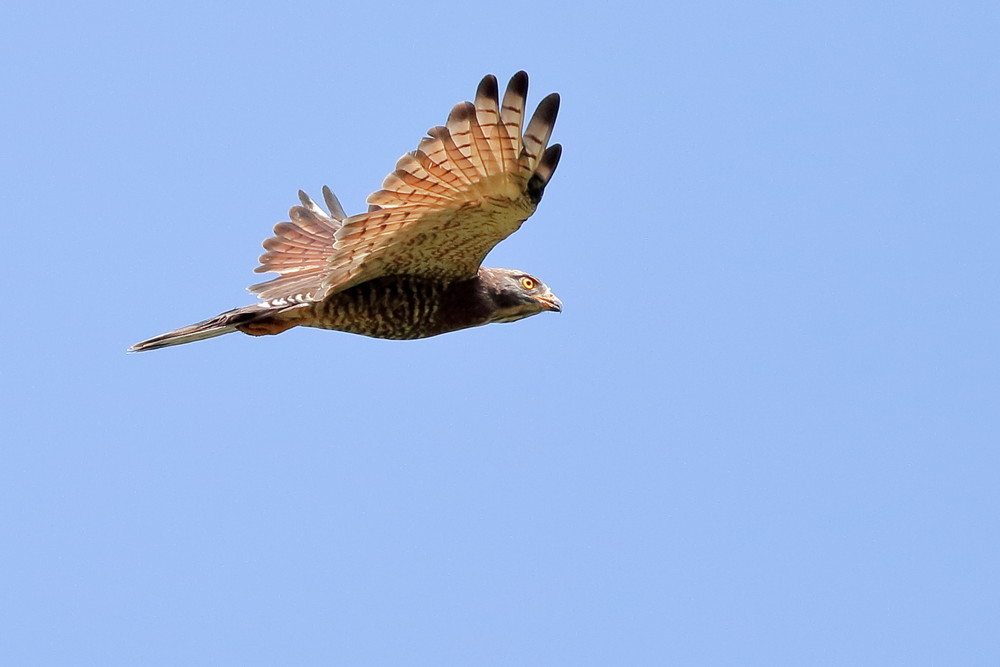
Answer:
[307, 276, 490, 340]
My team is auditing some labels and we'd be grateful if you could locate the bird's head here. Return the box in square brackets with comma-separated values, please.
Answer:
[480, 267, 562, 323]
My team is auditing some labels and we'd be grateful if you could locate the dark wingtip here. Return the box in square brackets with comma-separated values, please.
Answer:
[507, 71, 529, 98]
[476, 73, 499, 103]
[532, 92, 560, 129]
[527, 143, 562, 203]
[543, 92, 560, 116]
[539, 143, 562, 177]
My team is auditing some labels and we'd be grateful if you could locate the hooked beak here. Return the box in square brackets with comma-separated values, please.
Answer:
[534, 292, 563, 313]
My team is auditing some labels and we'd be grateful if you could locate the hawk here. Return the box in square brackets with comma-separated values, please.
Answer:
[130, 71, 562, 352]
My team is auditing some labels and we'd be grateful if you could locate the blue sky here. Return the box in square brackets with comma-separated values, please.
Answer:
[2, 1, 998, 664]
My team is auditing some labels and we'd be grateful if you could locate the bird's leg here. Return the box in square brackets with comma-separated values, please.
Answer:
[236, 317, 299, 337]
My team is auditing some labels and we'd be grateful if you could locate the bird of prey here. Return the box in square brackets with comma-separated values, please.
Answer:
[129, 71, 562, 352]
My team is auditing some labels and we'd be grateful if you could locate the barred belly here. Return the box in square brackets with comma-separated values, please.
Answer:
[308, 276, 449, 340]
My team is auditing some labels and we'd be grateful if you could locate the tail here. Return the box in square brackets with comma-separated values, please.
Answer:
[129, 303, 292, 352]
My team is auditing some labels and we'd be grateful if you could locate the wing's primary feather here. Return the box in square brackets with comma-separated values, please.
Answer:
[250, 71, 561, 301]
[250, 190, 344, 300]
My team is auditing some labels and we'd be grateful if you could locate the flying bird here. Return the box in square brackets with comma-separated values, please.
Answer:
[130, 71, 562, 352]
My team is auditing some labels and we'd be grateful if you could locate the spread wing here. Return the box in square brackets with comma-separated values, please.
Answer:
[250, 71, 561, 302]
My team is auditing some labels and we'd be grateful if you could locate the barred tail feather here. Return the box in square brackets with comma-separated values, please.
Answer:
[129, 317, 237, 352]
[128, 304, 273, 352]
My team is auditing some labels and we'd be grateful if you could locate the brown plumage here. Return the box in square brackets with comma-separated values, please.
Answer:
[130, 72, 562, 352]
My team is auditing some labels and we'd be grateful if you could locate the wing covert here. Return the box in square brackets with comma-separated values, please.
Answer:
[249, 71, 561, 301]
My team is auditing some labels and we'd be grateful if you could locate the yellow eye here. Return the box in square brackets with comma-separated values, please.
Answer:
[520, 277, 536, 290]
